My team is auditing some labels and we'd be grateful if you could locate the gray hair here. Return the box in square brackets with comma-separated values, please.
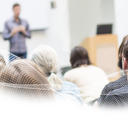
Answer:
[30, 45, 58, 76]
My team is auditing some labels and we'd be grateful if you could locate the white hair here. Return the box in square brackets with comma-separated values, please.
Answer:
[30, 45, 58, 76]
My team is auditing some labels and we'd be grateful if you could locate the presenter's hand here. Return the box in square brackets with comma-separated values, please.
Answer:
[11, 27, 20, 36]
[19, 26, 26, 35]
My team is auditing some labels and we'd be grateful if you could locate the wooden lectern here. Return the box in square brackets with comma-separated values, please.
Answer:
[81, 34, 119, 81]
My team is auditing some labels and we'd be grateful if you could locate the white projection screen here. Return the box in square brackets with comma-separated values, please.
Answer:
[0, 0, 50, 32]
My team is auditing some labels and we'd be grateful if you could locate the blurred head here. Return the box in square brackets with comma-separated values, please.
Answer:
[118, 35, 128, 69]
[122, 42, 128, 71]
[70, 46, 91, 68]
[12, 3, 21, 18]
[0, 59, 53, 96]
[31, 45, 58, 77]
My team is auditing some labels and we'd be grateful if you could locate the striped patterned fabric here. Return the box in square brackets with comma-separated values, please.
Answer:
[0, 59, 54, 98]
[98, 75, 128, 106]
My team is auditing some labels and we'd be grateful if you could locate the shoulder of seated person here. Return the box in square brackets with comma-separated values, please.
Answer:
[102, 76, 127, 93]
[103, 88, 128, 106]
[108, 85, 128, 96]
[64, 68, 77, 76]
[63, 81, 78, 87]
[89, 65, 106, 72]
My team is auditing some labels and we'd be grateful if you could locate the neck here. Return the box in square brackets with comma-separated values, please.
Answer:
[79, 64, 88, 67]
[14, 16, 19, 22]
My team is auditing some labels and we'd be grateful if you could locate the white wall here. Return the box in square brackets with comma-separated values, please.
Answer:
[45, 0, 71, 66]
[69, 0, 115, 47]
[114, 0, 128, 45]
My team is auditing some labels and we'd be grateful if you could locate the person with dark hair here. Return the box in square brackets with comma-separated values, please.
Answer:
[118, 35, 128, 69]
[70, 46, 91, 68]
[3, 3, 31, 59]
[64, 46, 108, 103]
[98, 41, 128, 107]
[12, 3, 20, 9]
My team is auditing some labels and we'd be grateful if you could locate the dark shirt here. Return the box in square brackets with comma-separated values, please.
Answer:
[98, 75, 128, 106]
[3, 17, 31, 53]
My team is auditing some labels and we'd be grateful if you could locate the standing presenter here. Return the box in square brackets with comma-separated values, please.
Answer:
[3, 3, 31, 59]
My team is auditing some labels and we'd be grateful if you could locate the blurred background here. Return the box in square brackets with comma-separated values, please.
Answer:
[0, 0, 127, 75]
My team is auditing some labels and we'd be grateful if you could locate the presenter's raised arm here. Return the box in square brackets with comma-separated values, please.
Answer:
[21, 22, 31, 38]
[25, 23, 31, 38]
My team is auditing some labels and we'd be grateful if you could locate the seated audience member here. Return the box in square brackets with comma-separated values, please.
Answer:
[98, 42, 128, 107]
[30, 45, 82, 103]
[118, 35, 128, 69]
[0, 55, 6, 72]
[64, 46, 109, 103]
[0, 59, 54, 98]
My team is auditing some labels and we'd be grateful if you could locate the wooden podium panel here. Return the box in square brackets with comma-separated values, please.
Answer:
[81, 34, 119, 81]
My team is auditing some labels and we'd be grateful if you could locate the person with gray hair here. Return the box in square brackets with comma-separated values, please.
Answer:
[30, 45, 83, 103]
[31, 45, 58, 76]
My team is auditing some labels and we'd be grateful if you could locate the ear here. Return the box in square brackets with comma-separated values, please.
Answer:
[123, 58, 128, 70]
